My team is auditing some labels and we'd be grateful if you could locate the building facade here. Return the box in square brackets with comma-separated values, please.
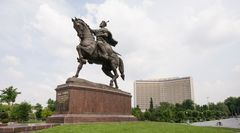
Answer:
[134, 77, 194, 111]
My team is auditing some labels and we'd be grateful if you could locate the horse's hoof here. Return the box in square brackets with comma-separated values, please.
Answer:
[110, 81, 113, 87]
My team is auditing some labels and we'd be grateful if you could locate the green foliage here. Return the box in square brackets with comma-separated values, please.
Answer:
[9, 102, 32, 122]
[132, 105, 144, 120]
[0, 86, 21, 105]
[175, 111, 185, 122]
[202, 105, 208, 111]
[0, 111, 9, 123]
[215, 102, 230, 117]
[7, 98, 55, 123]
[29, 112, 36, 120]
[18, 102, 32, 122]
[182, 99, 194, 110]
[0, 104, 10, 112]
[132, 98, 236, 123]
[10, 104, 19, 121]
[47, 99, 56, 112]
[143, 110, 151, 120]
[39, 98, 55, 121]
[35, 103, 43, 120]
[149, 97, 154, 112]
[224, 97, 239, 116]
[41, 108, 53, 120]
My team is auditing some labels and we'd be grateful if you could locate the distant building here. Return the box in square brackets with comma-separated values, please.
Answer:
[134, 77, 194, 111]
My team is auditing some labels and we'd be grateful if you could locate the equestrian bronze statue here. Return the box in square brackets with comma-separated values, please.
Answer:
[72, 17, 125, 89]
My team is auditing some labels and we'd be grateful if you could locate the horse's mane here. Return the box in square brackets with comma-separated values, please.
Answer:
[78, 18, 92, 31]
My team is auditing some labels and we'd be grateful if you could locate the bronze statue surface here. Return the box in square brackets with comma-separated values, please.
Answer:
[72, 17, 124, 89]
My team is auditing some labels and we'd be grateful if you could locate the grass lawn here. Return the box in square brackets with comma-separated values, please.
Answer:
[34, 122, 240, 133]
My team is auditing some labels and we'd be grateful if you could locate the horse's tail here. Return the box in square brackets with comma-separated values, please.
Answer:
[119, 57, 125, 80]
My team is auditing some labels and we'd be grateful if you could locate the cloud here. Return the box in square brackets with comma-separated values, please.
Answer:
[2, 55, 20, 66]
[5, 67, 24, 79]
[31, 3, 76, 58]
[0, 0, 239, 106]
[233, 65, 240, 73]
[82, 0, 240, 105]
[184, 3, 240, 51]
[1, 55, 24, 79]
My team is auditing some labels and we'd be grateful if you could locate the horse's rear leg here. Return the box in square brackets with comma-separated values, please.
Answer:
[111, 68, 119, 89]
[102, 67, 113, 78]
[102, 67, 116, 88]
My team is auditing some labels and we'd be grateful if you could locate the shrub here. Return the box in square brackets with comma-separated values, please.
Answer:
[0, 111, 9, 123]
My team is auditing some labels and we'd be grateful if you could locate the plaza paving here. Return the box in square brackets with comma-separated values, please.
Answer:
[192, 117, 240, 129]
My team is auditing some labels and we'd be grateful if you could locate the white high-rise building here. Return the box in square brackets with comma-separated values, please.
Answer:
[134, 77, 194, 111]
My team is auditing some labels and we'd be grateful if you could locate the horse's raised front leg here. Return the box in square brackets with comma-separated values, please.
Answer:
[76, 45, 86, 64]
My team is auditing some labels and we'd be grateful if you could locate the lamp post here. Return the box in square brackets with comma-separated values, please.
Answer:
[206, 97, 209, 109]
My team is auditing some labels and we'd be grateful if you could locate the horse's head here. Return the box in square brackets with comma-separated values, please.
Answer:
[72, 17, 88, 38]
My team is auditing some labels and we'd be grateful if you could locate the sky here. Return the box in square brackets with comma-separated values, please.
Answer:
[0, 0, 240, 106]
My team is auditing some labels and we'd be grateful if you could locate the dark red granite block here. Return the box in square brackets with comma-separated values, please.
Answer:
[47, 78, 137, 123]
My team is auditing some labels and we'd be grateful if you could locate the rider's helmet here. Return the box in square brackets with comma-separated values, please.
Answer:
[99, 20, 109, 28]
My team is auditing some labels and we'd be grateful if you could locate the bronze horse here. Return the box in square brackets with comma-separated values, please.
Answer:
[72, 18, 125, 89]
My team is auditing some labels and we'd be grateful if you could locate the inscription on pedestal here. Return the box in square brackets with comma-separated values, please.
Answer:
[56, 91, 69, 113]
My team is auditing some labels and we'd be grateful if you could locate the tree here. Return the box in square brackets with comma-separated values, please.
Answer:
[192, 110, 200, 122]
[47, 99, 56, 112]
[176, 111, 186, 123]
[203, 110, 213, 121]
[155, 102, 175, 122]
[34, 103, 43, 120]
[236, 97, 240, 115]
[41, 108, 53, 120]
[162, 109, 173, 122]
[9, 104, 19, 121]
[182, 99, 194, 110]
[0, 111, 9, 123]
[149, 97, 154, 112]
[0, 104, 9, 124]
[144, 110, 151, 120]
[16, 102, 32, 122]
[224, 97, 237, 116]
[215, 102, 230, 117]
[202, 105, 208, 111]
[208, 103, 216, 110]
[185, 109, 193, 120]
[132, 105, 144, 120]
[175, 103, 183, 111]
[0, 86, 21, 105]
[10, 102, 32, 122]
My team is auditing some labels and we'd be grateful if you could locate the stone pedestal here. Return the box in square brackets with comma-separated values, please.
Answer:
[47, 78, 136, 123]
